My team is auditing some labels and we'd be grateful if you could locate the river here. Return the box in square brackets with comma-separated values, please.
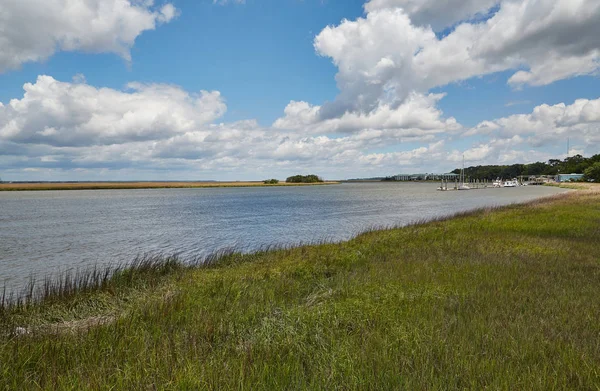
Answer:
[0, 182, 567, 292]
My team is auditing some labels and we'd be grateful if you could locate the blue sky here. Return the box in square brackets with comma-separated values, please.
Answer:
[0, 0, 365, 124]
[0, 0, 599, 180]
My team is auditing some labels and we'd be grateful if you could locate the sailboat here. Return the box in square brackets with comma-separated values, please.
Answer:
[458, 155, 470, 190]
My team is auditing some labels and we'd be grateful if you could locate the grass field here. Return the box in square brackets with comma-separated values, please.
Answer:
[0, 181, 338, 191]
[1, 186, 599, 389]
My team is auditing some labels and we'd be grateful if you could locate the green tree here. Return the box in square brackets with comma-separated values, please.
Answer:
[450, 155, 600, 180]
[286, 174, 323, 183]
[584, 162, 600, 182]
[563, 154, 587, 173]
[523, 162, 547, 176]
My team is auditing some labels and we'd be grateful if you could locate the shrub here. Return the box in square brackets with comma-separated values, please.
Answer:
[263, 179, 279, 184]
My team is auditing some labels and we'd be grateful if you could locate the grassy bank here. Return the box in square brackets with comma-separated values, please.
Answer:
[1, 187, 600, 389]
[0, 181, 339, 191]
[545, 182, 597, 190]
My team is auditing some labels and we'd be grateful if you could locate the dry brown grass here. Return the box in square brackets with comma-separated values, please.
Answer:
[13, 316, 117, 336]
[0, 181, 339, 191]
[545, 182, 600, 192]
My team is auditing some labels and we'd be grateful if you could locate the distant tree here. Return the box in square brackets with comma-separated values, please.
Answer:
[523, 162, 547, 176]
[584, 162, 600, 182]
[563, 154, 587, 173]
[451, 154, 599, 180]
[263, 179, 279, 184]
[548, 159, 562, 167]
[286, 174, 323, 183]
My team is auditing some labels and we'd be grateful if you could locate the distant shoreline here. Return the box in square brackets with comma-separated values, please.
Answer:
[0, 181, 340, 191]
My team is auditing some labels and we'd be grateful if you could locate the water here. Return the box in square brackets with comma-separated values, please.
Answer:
[0, 183, 567, 291]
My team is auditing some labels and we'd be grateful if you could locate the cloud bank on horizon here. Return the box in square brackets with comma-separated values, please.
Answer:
[0, 0, 599, 180]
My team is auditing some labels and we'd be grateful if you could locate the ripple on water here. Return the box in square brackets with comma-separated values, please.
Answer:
[0, 183, 568, 292]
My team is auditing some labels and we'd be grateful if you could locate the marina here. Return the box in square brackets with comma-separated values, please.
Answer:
[436, 176, 554, 191]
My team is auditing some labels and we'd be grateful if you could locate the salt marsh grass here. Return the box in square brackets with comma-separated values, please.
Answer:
[0, 181, 339, 191]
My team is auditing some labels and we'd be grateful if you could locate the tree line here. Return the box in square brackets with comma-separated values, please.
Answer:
[451, 154, 600, 180]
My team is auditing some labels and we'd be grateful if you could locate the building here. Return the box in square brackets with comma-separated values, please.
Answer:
[392, 173, 459, 181]
[557, 173, 584, 182]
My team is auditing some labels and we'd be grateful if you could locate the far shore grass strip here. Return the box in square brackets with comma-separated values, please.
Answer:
[0, 181, 340, 191]
[1, 184, 599, 389]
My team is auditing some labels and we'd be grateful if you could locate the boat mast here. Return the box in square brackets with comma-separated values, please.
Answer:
[461, 154, 465, 185]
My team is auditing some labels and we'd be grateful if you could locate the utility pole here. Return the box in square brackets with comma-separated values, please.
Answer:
[567, 137, 570, 158]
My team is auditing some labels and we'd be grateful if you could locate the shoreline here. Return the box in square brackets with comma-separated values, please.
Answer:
[0, 181, 340, 192]
[1, 184, 599, 388]
[1, 188, 575, 301]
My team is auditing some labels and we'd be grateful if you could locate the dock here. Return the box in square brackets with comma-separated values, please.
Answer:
[436, 176, 557, 191]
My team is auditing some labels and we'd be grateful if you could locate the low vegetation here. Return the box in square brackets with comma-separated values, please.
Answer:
[262, 179, 280, 184]
[286, 174, 324, 183]
[0, 181, 336, 191]
[1, 187, 600, 389]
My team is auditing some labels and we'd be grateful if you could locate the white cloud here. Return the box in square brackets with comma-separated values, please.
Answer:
[213, 0, 246, 5]
[504, 100, 531, 107]
[444, 135, 564, 168]
[0, 75, 226, 147]
[3, 74, 599, 180]
[508, 53, 600, 87]
[315, 9, 435, 116]
[1, 76, 464, 178]
[315, 0, 600, 116]
[0, 0, 178, 72]
[468, 98, 600, 151]
[158, 4, 178, 23]
[364, 0, 499, 30]
[359, 139, 446, 166]
[273, 92, 461, 138]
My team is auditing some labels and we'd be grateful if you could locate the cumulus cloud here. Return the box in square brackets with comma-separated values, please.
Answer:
[445, 97, 600, 168]
[3, 73, 598, 180]
[364, 0, 499, 30]
[0, 76, 465, 178]
[467, 98, 600, 154]
[273, 92, 461, 138]
[0, 0, 178, 72]
[359, 139, 446, 166]
[0, 76, 226, 147]
[315, 9, 435, 117]
[315, 0, 600, 116]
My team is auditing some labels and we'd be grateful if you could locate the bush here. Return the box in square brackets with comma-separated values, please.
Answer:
[263, 179, 279, 184]
[285, 174, 323, 183]
[584, 162, 600, 182]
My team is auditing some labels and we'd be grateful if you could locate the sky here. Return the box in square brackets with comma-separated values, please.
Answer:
[0, 0, 599, 181]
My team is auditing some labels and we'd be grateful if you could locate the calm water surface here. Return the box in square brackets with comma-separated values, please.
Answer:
[0, 182, 567, 291]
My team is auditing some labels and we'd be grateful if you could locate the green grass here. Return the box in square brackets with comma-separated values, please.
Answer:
[1, 190, 600, 389]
